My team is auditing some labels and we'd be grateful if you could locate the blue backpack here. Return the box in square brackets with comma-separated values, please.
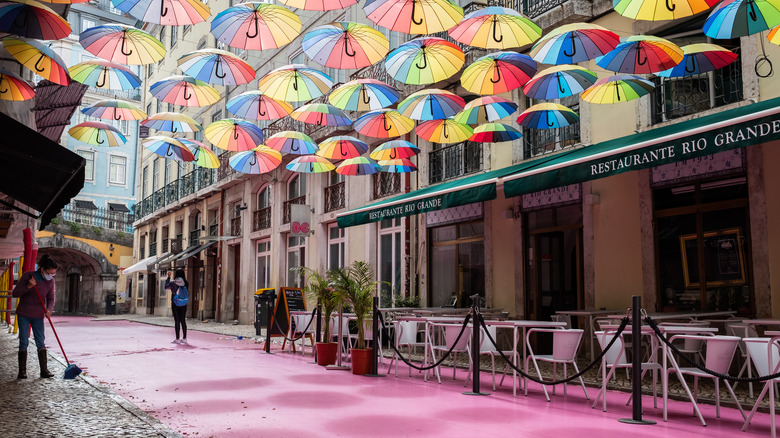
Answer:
[173, 285, 189, 306]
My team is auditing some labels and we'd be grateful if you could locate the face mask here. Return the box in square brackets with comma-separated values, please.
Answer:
[44, 273, 54, 281]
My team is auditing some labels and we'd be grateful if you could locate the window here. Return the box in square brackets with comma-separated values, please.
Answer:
[78, 150, 95, 181]
[167, 103, 174, 113]
[256, 240, 271, 289]
[328, 223, 345, 270]
[152, 158, 160, 191]
[288, 174, 306, 199]
[170, 26, 178, 48]
[290, 51, 305, 65]
[82, 18, 96, 33]
[164, 159, 171, 184]
[211, 110, 222, 123]
[147, 64, 153, 78]
[156, 99, 162, 114]
[146, 103, 152, 117]
[117, 119, 129, 135]
[109, 155, 127, 184]
[158, 29, 165, 50]
[379, 218, 403, 307]
[287, 235, 305, 287]
[109, 2, 122, 14]
[142, 166, 148, 197]
[183, 24, 191, 35]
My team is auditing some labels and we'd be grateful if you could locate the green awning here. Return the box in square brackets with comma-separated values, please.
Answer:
[503, 97, 780, 198]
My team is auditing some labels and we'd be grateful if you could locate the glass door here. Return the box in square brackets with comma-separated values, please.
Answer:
[429, 222, 484, 308]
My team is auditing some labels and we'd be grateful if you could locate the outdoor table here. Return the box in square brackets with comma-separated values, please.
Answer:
[603, 310, 737, 324]
[555, 309, 620, 361]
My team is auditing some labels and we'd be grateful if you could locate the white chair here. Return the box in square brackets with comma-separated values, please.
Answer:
[742, 336, 780, 438]
[474, 325, 517, 391]
[289, 313, 315, 356]
[330, 315, 352, 361]
[659, 321, 710, 364]
[525, 328, 588, 402]
[387, 319, 426, 377]
[726, 322, 759, 397]
[427, 322, 473, 385]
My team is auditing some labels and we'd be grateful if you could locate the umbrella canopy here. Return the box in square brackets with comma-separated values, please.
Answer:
[397, 88, 465, 121]
[266, 131, 318, 155]
[68, 121, 126, 146]
[79, 23, 166, 65]
[453, 96, 517, 124]
[614, 0, 719, 21]
[657, 43, 738, 77]
[257, 64, 333, 102]
[68, 59, 141, 90]
[581, 74, 655, 104]
[229, 146, 282, 174]
[336, 156, 380, 175]
[227, 90, 293, 120]
[82, 100, 147, 121]
[0, 0, 71, 40]
[596, 35, 683, 74]
[205, 118, 265, 151]
[3, 37, 69, 85]
[378, 158, 417, 173]
[110, 0, 210, 25]
[363, 0, 464, 35]
[178, 138, 220, 168]
[211, 2, 301, 51]
[317, 135, 368, 160]
[291, 103, 352, 126]
[516, 103, 579, 129]
[0, 68, 34, 100]
[329, 79, 399, 112]
[530, 23, 620, 65]
[143, 136, 196, 162]
[704, 0, 780, 39]
[277, 0, 356, 11]
[522, 65, 598, 100]
[448, 6, 542, 50]
[369, 139, 421, 160]
[769, 23, 780, 43]
[286, 155, 335, 173]
[354, 109, 415, 138]
[416, 118, 473, 143]
[461, 51, 537, 95]
[142, 112, 203, 133]
[385, 37, 464, 85]
[178, 48, 255, 85]
[302, 21, 389, 70]
[469, 122, 522, 142]
[150, 75, 220, 107]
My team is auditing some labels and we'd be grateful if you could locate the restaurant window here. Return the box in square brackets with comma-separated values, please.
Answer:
[108, 155, 126, 185]
[287, 235, 305, 287]
[379, 217, 403, 307]
[328, 223, 345, 271]
[78, 150, 95, 182]
[256, 239, 271, 289]
[429, 221, 484, 308]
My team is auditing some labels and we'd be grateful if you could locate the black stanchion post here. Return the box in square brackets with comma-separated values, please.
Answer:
[365, 296, 385, 377]
[464, 294, 489, 396]
[264, 290, 276, 354]
[309, 306, 321, 364]
[619, 295, 655, 425]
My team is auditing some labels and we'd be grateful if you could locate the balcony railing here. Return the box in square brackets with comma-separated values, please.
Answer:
[133, 168, 216, 219]
[253, 207, 271, 231]
[91, 86, 141, 102]
[162, 237, 169, 253]
[523, 121, 581, 158]
[230, 216, 242, 236]
[429, 142, 483, 184]
[324, 182, 345, 213]
[149, 242, 157, 257]
[60, 203, 135, 233]
[374, 173, 401, 199]
[283, 195, 306, 224]
[218, 152, 237, 181]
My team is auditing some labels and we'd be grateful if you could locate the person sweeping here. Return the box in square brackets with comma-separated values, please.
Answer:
[13, 254, 57, 379]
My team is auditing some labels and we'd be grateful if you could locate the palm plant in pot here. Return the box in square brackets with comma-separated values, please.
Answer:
[330, 261, 379, 375]
[295, 266, 340, 366]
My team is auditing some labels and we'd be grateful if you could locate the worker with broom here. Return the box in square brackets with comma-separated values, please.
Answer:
[13, 254, 58, 379]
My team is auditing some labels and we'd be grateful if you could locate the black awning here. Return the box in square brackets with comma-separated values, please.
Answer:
[75, 200, 98, 210]
[108, 202, 130, 212]
[177, 240, 218, 262]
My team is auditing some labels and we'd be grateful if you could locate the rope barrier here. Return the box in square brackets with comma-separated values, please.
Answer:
[271, 308, 318, 344]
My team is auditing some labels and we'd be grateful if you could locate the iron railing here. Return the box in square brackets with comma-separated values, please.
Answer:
[523, 121, 581, 158]
[190, 229, 200, 244]
[374, 173, 402, 199]
[253, 207, 271, 231]
[60, 203, 135, 233]
[324, 182, 345, 213]
[230, 217, 241, 236]
[218, 152, 236, 180]
[133, 168, 217, 219]
[429, 142, 483, 184]
[283, 195, 306, 224]
[162, 237, 169, 253]
[149, 242, 157, 257]
[209, 223, 218, 236]
[91, 87, 142, 102]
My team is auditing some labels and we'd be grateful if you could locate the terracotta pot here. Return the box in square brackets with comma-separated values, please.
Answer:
[350, 348, 373, 375]
[315, 342, 338, 366]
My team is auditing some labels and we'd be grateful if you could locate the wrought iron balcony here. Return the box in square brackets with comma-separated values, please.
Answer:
[133, 168, 217, 219]
[429, 142, 483, 184]
[91, 86, 141, 102]
[230, 216, 242, 236]
[374, 173, 401, 199]
[253, 207, 271, 231]
[283, 195, 306, 224]
[523, 122, 581, 158]
[324, 181, 345, 213]
[60, 203, 135, 233]
[218, 152, 237, 181]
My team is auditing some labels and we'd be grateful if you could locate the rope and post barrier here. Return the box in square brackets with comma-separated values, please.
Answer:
[465, 294, 489, 396]
[365, 296, 385, 377]
[263, 289, 275, 354]
[618, 296, 656, 425]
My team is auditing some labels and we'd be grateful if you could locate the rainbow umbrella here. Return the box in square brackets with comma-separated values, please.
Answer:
[448, 6, 541, 50]
[522, 65, 598, 100]
[615, 0, 720, 21]
[266, 131, 318, 155]
[68, 59, 141, 90]
[110, 0, 210, 25]
[329, 79, 399, 112]
[385, 36, 464, 85]
[769, 23, 780, 43]
[453, 96, 517, 124]
[150, 75, 220, 107]
[257, 64, 333, 102]
[178, 48, 255, 85]
[302, 21, 389, 70]
[82, 100, 147, 121]
[657, 43, 738, 77]
[581, 75, 655, 104]
[205, 118, 264, 151]
[291, 103, 352, 126]
[226, 90, 293, 121]
[369, 140, 420, 160]
[516, 103, 578, 129]
[704, 0, 780, 39]
[68, 121, 126, 146]
[469, 122, 522, 142]
[287, 155, 335, 173]
[336, 156, 380, 175]
[0, 0, 71, 40]
[211, 3, 301, 51]
[316, 135, 368, 160]
[178, 138, 220, 168]
[378, 158, 417, 173]
[461, 51, 537, 95]
[354, 109, 414, 138]
[596, 35, 683, 74]
[142, 113, 202, 133]
[277, 0, 356, 11]
[415, 119, 473, 144]
[79, 23, 166, 65]
[530, 23, 619, 65]
[3, 37, 69, 85]
[229, 146, 282, 174]
[143, 136, 196, 162]
[363, 0, 463, 35]
[397, 88, 465, 121]
[0, 68, 34, 101]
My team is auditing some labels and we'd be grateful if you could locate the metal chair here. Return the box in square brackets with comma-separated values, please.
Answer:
[726, 321, 759, 398]
[387, 319, 426, 377]
[427, 321, 473, 385]
[742, 336, 780, 438]
[525, 328, 588, 402]
[289, 313, 315, 356]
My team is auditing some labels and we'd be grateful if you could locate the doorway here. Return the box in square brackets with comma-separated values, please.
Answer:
[67, 273, 80, 313]
[147, 273, 157, 315]
[233, 245, 241, 321]
[188, 258, 202, 319]
[429, 221, 485, 308]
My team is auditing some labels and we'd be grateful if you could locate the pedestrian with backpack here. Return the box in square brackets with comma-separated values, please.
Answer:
[165, 269, 189, 345]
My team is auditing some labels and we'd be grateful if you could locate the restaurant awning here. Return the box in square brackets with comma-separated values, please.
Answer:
[121, 256, 158, 275]
[108, 203, 130, 212]
[175, 240, 218, 262]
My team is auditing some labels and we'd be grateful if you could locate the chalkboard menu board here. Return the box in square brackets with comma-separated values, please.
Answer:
[268, 288, 306, 340]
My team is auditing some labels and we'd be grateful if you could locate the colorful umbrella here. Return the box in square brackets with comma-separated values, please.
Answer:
[302, 21, 389, 70]
[79, 23, 166, 65]
[385, 36, 464, 85]
[143, 136, 196, 162]
[68, 59, 141, 90]
[516, 103, 579, 129]
[335, 156, 380, 175]
[68, 121, 127, 146]
[205, 118, 265, 151]
[369, 140, 421, 160]
[769, 23, 780, 43]
[82, 100, 147, 121]
[704, 0, 780, 39]
[150, 75, 220, 107]
[461, 51, 537, 95]
[110, 0, 210, 25]
[0, 0, 71, 40]
[277, 0, 356, 11]
[227, 90, 293, 121]
[329, 79, 399, 112]
[614, 0, 720, 21]
[378, 158, 417, 173]
[316, 135, 368, 160]
[178, 138, 220, 168]
[363, 0, 464, 35]
[454, 96, 517, 124]
[0, 68, 33, 100]
[469, 122, 522, 142]
[354, 109, 415, 138]
[291, 103, 352, 126]
[266, 131, 318, 155]
[143, 113, 203, 133]
[415, 119, 473, 143]
[257, 64, 333, 102]
[448, 6, 542, 50]
[229, 146, 282, 174]
[596, 35, 683, 74]
[657, 43, 738, 77]
[530, 23, 619, 65]
[3, 37, 69, 85]
[397, 88, 465, 121]
[286, 155, 335, 173]
[522, 65, 598, 100]
[211, 2, 301, 51]
[581, 75, 655, 104]
[177, 48, 255, 85]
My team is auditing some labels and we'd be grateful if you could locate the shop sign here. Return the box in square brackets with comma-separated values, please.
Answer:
[290, 204, 311, 237]
[522, 184, 581, 211]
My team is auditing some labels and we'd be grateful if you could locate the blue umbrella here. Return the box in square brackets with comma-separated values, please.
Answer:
[143, 136, 196, 161]
[397, 88, 465, 121]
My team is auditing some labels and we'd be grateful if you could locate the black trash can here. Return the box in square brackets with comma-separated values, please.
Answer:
[105, 293, 116, 315]
[254, 288, 276, 336]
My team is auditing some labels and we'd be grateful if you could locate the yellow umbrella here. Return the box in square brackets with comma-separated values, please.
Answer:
[2, 37, 70, 85]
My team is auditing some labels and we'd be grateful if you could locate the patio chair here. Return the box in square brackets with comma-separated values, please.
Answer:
[387, 319, 426, 377]
[427, 322, 473, 385]
[330, 315, 352, 361]
[472, 325, 517, 391]
[525, 328, 588, 402]
[289, 313, 315, 356]
[741, 336, 780, 438]
[726, 321, 759, 398]
[659, 321, 711, 365]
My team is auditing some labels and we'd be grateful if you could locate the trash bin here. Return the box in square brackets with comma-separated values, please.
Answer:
[254, 288, 276, 335]
[105, 293, 116, 315]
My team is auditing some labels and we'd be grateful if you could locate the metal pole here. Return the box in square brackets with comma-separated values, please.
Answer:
[264, 291, 275, 354]
[464, 295, 488, 396]
[365, 296, 385, 377]
[619, 295, 655, 425]
[327, 306, 350, 371]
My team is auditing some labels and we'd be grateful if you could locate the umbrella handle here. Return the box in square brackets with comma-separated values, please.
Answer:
[411, 0, 423, 25]
[685, 56, 696, 73]
[344, 33, 356, 57]
[748, 1, 757, 21]
[443, 122, 448, 139]
[0, 83, 6, 94]
[258, 101, 266, 117]
[416, 51, 428, 70]
[34, 54, 46, 73]
[317, 112, 323, 126]
[390, 149, 396, 160]
[215, 58, 226, 79]
[292, 142, 299, 152]
[546, 111, 555, 127]
[665, 0, 675, 11]
[636, 46, 647, 66]
[563, 34, 576, 57]
[160, 0, 168, 17]
[246, 15, 259, 39]
[383, 117, 392, 132]
[490, 66, 502, 84]
[183, 83, 192, 100]
[120, 33, 134, 57]
[233, 125, 239, 140]
[96, 130, 104, 144]
[114, 107, 122, 120]
[171, 126, 178, 134]
[361, 87, 371, 105]
[96, 68, 108, 88]
[557, 73, 566, 94]
[293, 75, 298, 91]
[340, 143, 347, 157]
[12, 10, 27, 29]
[492, 16, 503, 43]
[166, 145, 174, 157]
[615, 82, 621, 102]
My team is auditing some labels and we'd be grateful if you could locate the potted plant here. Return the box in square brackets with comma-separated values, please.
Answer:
[330, 261, 379, 375]
[295, 267, 339, 366]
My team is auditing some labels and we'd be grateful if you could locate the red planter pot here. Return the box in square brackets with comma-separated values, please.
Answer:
[315, 342, 338, 366]
[350, 348, 373, 375]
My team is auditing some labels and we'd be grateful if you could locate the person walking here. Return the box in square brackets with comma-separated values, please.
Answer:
[165, 269, 189, 344]
[13, 254, 57, 379]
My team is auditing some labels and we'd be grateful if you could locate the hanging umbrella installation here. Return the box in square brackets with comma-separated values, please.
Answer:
[226, 90, 293, 120]
[461, 51, 537, 95]
[770, 23, 780, 43]
[150, 75, 220, 107]
[277, 0, 356, 11]
[177, 48, 256, 85]
[110, 0, 210, 25]
[469, 122, 522, 143]
[0, 68, 34, 101]
[68, 121, 127, 146]
[354, 109, 415, 138]
[657, 43, 738, 77]
[378, 158, 417, 173]
[178, 138, 220, 168]
[581, 75, 655, 104]
[453, 96, 517, 124]
[704, 0, 780, 39]
[369, 140, 421, 160]
[211, 3, 301, 51]
[229, 146, 282, 174]
[142, 113, 203, 133]
[286, 155, 335, 173]
[516, 103, 579, 129]
[530, 23, 619, 65]
[290, 103, 352, 126]
[522, 65, 598, 100]
[329, 79, 399, 112]
[448, 6, 542, 50]
[384, 36, 464, 85]
[257, 64, 333, 102]
[397, 88, 465, 121]
[266, 131, 319, 155]
[143, 136, 197, 162]
[68, 59, 142, 90]
[82, 100, 147, 121]
[363, 0, 464, 35]
[415, 118, 473, 144]
[3, 37, 69, 85]
[614, 0, 719, 21]
[0, 0, 71, 40]
[205, 118, 265, 151]
[596, 35, 683, 74]
[80, 23, 166, 65]
[316, 135, 368, 160]
[336, 156, 380, 175]
[302, 21, 389, 70]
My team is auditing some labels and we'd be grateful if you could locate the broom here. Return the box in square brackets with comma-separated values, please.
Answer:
[32, 284, 82, 379]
